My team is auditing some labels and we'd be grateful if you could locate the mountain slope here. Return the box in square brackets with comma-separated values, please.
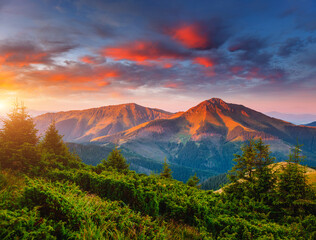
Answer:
[35, 103, 172, 142]
[305, 121, 316, 127]
[91, 98, 316, 174]
[93, 98, 316, 151]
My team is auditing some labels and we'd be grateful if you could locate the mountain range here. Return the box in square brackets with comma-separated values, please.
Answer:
[34, 98, 316, 181]
[34, 103, 172, 142]
[305, 121, 316, 127]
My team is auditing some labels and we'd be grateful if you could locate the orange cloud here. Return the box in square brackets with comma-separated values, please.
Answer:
[193, 57, 214, 67]
[80, 56, 95, 64]
[163, 82, 183, 89]
[163, 63, 173, 68]
[169, 23, 210, 49]
[101, 41, 185, 62]
[80, 55, 106, 65]
[0, 51, 49, 67]
[29, 67, 120, 85]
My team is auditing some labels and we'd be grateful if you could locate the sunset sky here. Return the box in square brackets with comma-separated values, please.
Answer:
[0, 0, 316, 114]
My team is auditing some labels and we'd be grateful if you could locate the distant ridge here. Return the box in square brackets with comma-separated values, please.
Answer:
[305, 121, 316, 127]
[34, 103, 173, 142]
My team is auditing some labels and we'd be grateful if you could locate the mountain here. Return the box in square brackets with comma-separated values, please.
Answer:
[91, 98, 316, 175]
[34, 103, 172, 142]
[305, 121, 316, 127]
[265, 111, 316, 124]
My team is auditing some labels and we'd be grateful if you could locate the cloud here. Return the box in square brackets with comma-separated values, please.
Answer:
[0, 41, 50, 67]
[101, 40, 189, 62]
[80, 55, 106, 64]
[193, 57, 214, 68]
[0, 40, 76, 67]
[278, 37, 305, 57]
[229, 36, 272, 65]
[166, 20, 228, 50]
[22, 62, 121, 93]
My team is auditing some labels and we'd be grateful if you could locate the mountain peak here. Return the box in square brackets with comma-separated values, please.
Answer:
[208, 98, 226, 105]
[192, 98, 230, 113]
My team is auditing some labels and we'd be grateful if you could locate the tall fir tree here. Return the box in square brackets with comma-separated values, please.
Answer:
[277, 144, 315, 215]
[0, 101, 39, 170]
[225, 139, 275, 200]
[160, 157, 172, 179]
[40, 120, 68, 156]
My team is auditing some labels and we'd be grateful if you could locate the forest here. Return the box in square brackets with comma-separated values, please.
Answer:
[0, 104, 315, 239]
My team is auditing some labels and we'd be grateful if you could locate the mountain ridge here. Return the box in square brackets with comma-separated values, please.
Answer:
[34, 103, 173, 142]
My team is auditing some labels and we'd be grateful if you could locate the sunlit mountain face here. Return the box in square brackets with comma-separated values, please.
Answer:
[35, 98, 316, 181]
[0, 0, 316, 116]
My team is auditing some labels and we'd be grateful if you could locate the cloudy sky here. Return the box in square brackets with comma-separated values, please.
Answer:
[0, 0, 315, 114]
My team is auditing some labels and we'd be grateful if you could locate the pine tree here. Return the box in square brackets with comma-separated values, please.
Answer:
[160, 157, 172, 179]
[187, 173, 200, 188]
[225, 139, 275, 200]
[103, 147, 129, 171]
[278, 144, 315, 214]
[0, 101, 39, 170]
[0, 101, 38, 148]
[40, 120, 68, 156]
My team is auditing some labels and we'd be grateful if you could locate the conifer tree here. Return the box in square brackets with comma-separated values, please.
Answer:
[0, 101, 39, 170]
[103, 147, 129, 171]
[0, 101, 38, 148]
[40, 120, 68, 156]
[278, 144, 315, 214]
[187, 173, 200, 188]
[160, 157, 172, 179]
[226, 139, 275, 200]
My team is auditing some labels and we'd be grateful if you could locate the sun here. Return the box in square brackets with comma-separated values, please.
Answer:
[0, 101, 7, 113]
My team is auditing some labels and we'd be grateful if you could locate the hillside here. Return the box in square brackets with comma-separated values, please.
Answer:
[1, 104, 315, 239]
[34, 103, 172, 142]
[212, 162, 316, 193]
[90, 98, 316, 175]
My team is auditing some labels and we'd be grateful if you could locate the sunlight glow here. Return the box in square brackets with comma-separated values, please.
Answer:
[0, 101, 8, 114]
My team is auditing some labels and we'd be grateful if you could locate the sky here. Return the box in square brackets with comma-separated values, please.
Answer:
[0, 0, 316, 115]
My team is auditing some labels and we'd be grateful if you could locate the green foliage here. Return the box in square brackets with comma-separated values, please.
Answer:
[226, 139, 276, 201]
[40, 121, 68, 156]
[161, 157, 172, 179]
[0, 102, 39, 171]
[102, 147, 129, 172]
[1, 124, 316, 240]
[186, 173, 200, 188]
[277, 144, 316, 215]
[201, 173, 229, 190]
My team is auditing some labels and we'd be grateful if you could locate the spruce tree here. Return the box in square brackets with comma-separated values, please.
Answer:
[40, 120, 68, 156]
[160, 157, 172, 179]
[278, 144, 315, 214]
[187, 173, 200, 188]
[225, 139, 275, 200]
[0, 101, 39, 170]
[103, 147, 129, 171]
